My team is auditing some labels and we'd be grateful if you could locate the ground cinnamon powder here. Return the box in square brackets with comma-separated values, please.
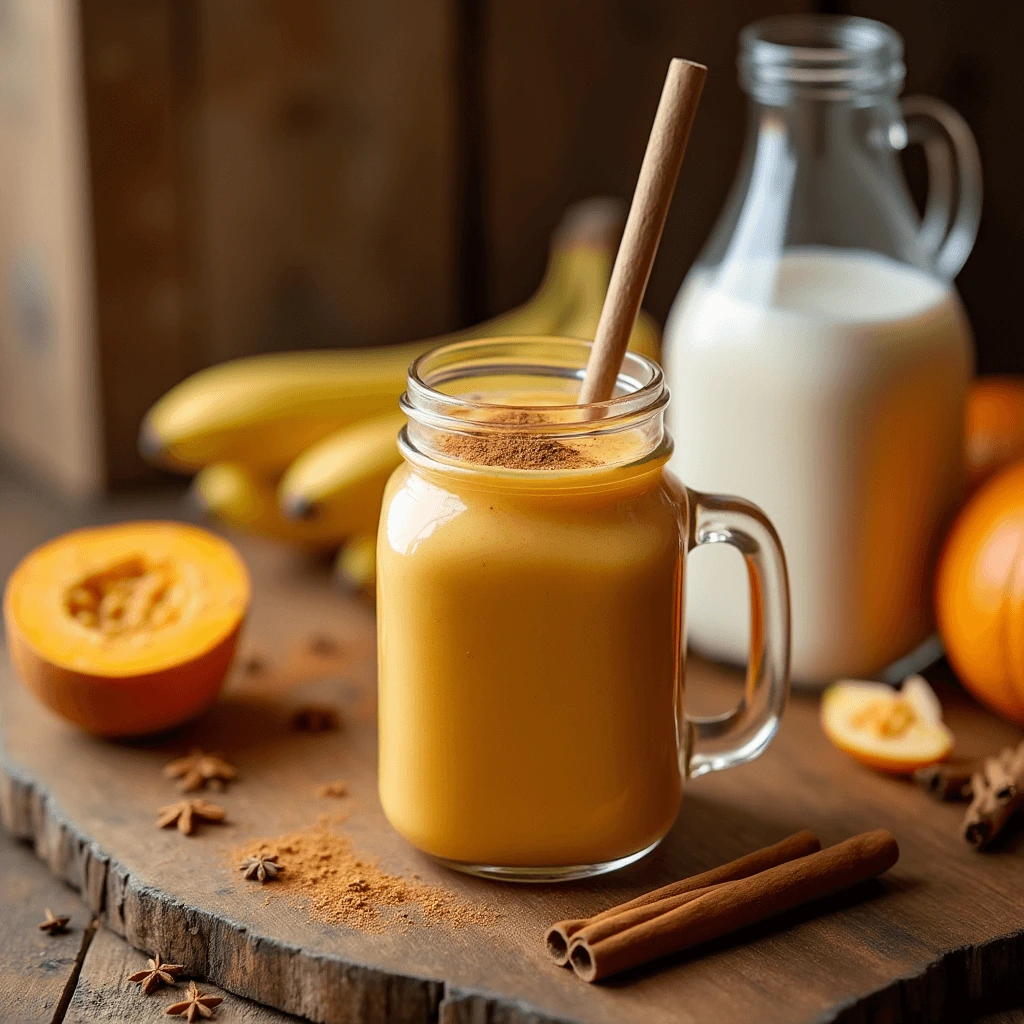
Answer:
[436, 409, 597, 470]
[437, 432, 596, 470]
[236, 825, 498, 933]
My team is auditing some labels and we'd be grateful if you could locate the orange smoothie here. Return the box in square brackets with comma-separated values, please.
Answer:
[378, 428, 685, 870]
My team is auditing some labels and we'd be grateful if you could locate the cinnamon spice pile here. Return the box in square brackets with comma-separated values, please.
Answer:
[235, 826, 498, 933]
[436, 408, 597, 470]
[437, 432, 596, 470]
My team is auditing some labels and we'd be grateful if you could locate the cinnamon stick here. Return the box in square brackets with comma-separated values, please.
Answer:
[544, 830, 820, 966]
[577, 58, 706, 405]
[913, 760, 977, 802]
[963, 741, 1024, 849]
[568, 829, 899, 983]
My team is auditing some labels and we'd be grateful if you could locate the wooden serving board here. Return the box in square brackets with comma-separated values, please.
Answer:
[3, 536, 1024, 1024]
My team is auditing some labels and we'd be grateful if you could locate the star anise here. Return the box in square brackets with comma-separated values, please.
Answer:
[290, 705, 341, 732]
[156, 799, 226, 836]
[128, 952, 184, 994]
[165, 980, 223, 1020]
[307, 633, 341, 657]
[316, 780, 348, 798]
[163, 750, 237, 792]
[38, 908, 70, 935]
[238, 853, 284, 883]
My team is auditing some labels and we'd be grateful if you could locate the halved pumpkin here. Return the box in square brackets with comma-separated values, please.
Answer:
[3, 521, 250, 736]
[821, 676, 953, 775]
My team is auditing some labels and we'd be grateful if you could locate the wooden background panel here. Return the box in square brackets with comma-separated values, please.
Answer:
[197, 0, 458, 363]
[0, 0, 104, 495]
[843, 1, 1024, 374]
[80, 0, 201, 486]
[480, 0, 815, 324]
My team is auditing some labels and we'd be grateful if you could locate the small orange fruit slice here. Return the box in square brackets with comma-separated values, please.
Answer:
[821, 676, 953, 775]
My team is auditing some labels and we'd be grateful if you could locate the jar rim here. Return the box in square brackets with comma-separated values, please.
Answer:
[399, 337, 670, 476]
[402, 336, 668, 437]
[739, 14, 905, 103]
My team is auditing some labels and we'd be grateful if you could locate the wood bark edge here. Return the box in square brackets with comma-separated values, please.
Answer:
[0, 757, 444, 1024]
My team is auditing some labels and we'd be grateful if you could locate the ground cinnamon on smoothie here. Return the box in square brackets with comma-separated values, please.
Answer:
[437, 432, 596, 470]
[236, 826, 497, 933]
[436, 409, 597, 470]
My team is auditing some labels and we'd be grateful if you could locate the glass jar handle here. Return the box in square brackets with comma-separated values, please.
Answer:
[683, 489, 791, 779]
[899, 95, 983, 280]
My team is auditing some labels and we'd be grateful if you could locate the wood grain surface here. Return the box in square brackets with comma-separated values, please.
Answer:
[0, 0, 106, 495]
[0, 824, 94, 1023]
[0, 822, 308, 1022]
[79, 0, 203, 487]
[1, 532, 1024, 1024]
[64, 924, 301, 1023]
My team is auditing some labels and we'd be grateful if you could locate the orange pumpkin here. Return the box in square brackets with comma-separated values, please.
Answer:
[965, 377, 1024, 491]
[935, 462, 1024, 723]
[3, 522, 249, 736]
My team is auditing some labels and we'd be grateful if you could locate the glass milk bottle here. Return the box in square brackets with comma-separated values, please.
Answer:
[665, 15, 981, 684]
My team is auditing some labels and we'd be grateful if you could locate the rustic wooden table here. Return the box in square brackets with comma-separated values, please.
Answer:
[0, 462, 1023, 1024]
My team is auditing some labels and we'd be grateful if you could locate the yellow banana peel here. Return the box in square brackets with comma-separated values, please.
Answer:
[278, 411, 405, 522]
[334, 534, 377, 600]
[193, 463, 363, 547]
[554, 245, 662, 362]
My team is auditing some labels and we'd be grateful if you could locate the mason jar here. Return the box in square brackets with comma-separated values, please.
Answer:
[377, 337, 790, 881]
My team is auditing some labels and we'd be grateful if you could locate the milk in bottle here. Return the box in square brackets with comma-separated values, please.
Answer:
[667, 249, 972, 681]
[665, 15, 981, 683]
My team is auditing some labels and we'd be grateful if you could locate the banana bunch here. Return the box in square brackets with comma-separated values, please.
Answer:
[141, 200, 662, 596]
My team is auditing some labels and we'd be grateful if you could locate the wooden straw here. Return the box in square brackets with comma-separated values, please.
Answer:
[577, 58, 707, 406]
[568, 830, 899, 983]
[544, 830, 820, 966]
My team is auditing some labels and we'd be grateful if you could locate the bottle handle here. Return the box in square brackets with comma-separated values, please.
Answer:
[899, 95, 983, 280]
[683, 489, 791, 780]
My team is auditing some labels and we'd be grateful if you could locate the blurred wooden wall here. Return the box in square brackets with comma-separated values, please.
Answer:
[71, 0, 815, 487]
[841, 0, 1023, 375]
[0, 0, 1017, 491]
[80, 0, 458, 486]
[480, 0, 811, 325]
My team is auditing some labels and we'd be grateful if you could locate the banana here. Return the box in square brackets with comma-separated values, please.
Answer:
[334, 534, 377, 600]
[278, 411, 405, 522]
[192, 463, 362, 547]
[140, 247, 571, 474]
